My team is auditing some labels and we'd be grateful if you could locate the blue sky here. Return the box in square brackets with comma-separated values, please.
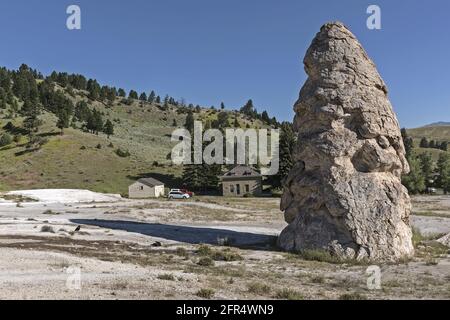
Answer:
[0, 0, 449, 128]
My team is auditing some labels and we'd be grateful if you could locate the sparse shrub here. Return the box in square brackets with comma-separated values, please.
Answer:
[0, 133, 12, 147]
[115, 148, 130, 157]
[275, 288, 303, 300]
[152, 161, 159, 167]
[211, 248, 243, 262]
[157, 274, 175, 281]
[197, 244, 213, 256]
[40, 225, 55, 233]
[412, 227, 425, 247]
[96, 144, 102, 149]
[108, 142, 114, 148]
[176, 247, 189, 258]
[80, 145, 86, 150]
[197, 257, 214, 267]
[196, 288, 215, 299]
[42, 210, 60, 215]
[311, 275, 326, 284]
[297, 249, 340, 264]
[247, 282, 271, 295]
[13, 134, 21, 143]
[339, 293, 367, 300]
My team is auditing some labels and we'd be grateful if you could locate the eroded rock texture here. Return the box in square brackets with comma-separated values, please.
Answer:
[279, 22, 414, 262]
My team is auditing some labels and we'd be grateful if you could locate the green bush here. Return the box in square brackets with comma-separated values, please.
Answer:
[197, 257, 215, 267]
[196, 288, 215, 299]
[0, 133, 12, 147]
[115, 148, 130, 157]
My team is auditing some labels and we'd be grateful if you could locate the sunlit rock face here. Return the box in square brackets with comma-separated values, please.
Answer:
[279, 22, 414, 262]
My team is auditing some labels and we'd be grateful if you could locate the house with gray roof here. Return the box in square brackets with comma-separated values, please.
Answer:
[128, 177, 165, 199]
[220, 165, 262, 197]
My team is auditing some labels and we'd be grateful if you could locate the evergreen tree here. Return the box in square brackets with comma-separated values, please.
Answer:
[420, 137, 429, 148]
[271, 122, 295, 188]
[220, 102, 225, 110]
[128, 90, 138, 100]
[261, 111, 270, 124]
[401, 128, 414, 158]
[148, 90, 156, 103]
[139, 92, 147, 101]
[418, 152, 434, 186]
[402, 156, 426, 195]
[118, 88, 126, 97]
[429, 140, 436, 149]
[437, 153, 450, 194]
[103, 119, 114, 138]
[185, 111, 195, 134]
[56, 110, 71, 135]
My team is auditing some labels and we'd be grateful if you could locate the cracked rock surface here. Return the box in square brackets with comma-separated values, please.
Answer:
[279, 22, 414, 262]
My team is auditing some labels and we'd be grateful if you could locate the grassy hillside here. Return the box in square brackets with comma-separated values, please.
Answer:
[407, 125, 450, 161]
[0, 87, 270, 195]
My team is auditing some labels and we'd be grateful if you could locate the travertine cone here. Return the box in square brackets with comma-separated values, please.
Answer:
[279, 22, 414, 262]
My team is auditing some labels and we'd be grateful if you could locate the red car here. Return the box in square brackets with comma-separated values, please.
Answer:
[180, 189, 194, 197]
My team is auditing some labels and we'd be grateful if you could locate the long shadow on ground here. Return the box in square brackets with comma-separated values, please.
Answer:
[70, 219, 278, 250]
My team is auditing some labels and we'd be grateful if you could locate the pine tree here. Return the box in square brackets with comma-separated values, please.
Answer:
[128, 90, 138, 100]
[56, 110, 70, 135]
[402, 156, 426, 194]
[418, 152, 434, 186]
[185, 111, 195, 134]
[220, 102, 225, 110]
[103, 119, 114, 138]
[139, 92, 147, 101]
[420, 137, 429, 148]
[118, 88, 126, 97]
[401, 128, 414, 158]
[437, 153, 450, 194]
[148, 90, 156, 103]
[271, 122, 295, 188]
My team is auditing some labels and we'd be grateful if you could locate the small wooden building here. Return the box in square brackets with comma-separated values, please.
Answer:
[220, 165, 262, 197]
[128, 178, 165, 199]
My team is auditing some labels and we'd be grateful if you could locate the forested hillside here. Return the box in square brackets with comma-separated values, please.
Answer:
[0, 64, 286, 194]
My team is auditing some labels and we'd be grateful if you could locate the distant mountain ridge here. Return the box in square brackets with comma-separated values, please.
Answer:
[423, 122, 450, 127]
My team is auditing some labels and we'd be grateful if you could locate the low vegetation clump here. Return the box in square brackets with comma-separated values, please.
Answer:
[247, 282, 271, 296]
[175, 247, 189, 258]
[339, 293, 367, 300]
[274, 288, 303, 300]
[197, 257, 215, 267]
[115, 148, 130, 158]
[196, 244, 243, 262]
[0, 133, 12, 147]
[297, 249, 341, 264]
[40, 225, 55, 233]
[196, 288, 215, 299]
[42, 210, 60, 215]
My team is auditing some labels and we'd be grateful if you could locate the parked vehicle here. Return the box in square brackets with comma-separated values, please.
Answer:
[168, 190, 190, 200]
[180, 189, 194, 197]
[169, 189, 194, 197]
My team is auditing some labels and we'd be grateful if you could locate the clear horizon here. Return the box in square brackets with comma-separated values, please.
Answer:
[1, 0, 449, 128]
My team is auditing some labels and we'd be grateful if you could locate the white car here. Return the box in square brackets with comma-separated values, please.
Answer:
[168, 191, 190, 200]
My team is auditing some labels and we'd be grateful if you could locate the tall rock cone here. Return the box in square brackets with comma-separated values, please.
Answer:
[279, 22, 414, 262]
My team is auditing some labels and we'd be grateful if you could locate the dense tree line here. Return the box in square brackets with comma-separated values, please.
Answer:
[402, 129, 450, 194]
[419, 137, 448, 151]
